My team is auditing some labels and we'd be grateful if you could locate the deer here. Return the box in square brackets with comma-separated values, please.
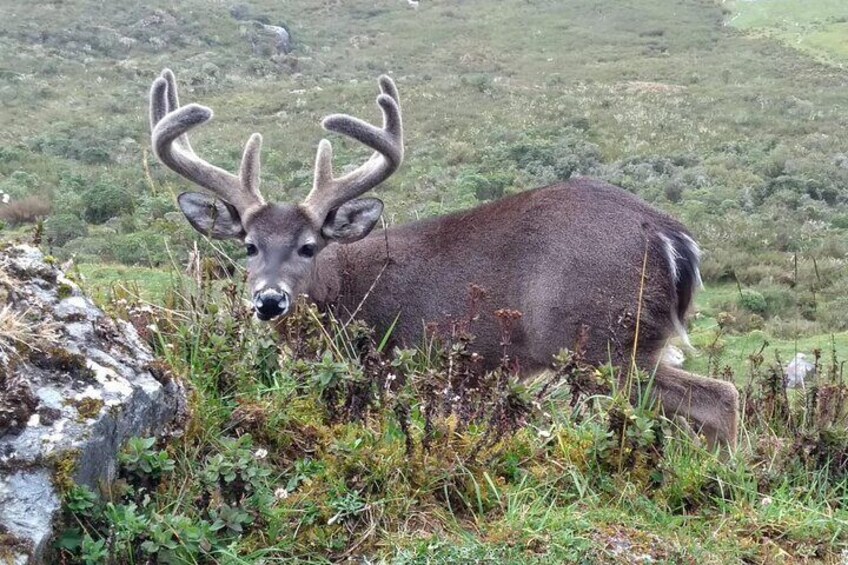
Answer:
[149, 69, 739, 448]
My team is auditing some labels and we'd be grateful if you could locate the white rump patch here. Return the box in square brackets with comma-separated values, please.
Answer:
[679, 232, 704, 289]
[658, 233, 681, 283]
[662, 344, 686, 368]
[659, 231, 703, 353]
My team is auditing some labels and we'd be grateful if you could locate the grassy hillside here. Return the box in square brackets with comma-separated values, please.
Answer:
[728, 0, 848, 63]
[1, 0, 848, 561]
[2, 0, 847, 348]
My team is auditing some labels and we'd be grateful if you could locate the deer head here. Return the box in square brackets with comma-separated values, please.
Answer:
[149, 70, 404, 320]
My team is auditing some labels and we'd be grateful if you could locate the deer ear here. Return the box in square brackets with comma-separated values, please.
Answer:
[177, 192, 245, 240]
[321, 198, 383, 243]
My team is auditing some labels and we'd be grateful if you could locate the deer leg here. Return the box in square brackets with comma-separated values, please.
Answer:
[647, 364, 739, 450]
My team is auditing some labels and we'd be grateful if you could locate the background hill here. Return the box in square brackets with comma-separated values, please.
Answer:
[1, 0, 846, 374]
[1, 1, 848, 562]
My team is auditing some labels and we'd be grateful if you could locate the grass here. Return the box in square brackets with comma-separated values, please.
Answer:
[75, 263, 184, 304]
[686, 284, 848, 381]
[728, 0, 848, 63]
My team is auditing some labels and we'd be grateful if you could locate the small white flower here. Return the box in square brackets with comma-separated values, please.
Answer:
[1, 193, 9, 204]
[761, 496, 773, 507]
[274, 487, 289, 500]
[254, 448, 268, 459]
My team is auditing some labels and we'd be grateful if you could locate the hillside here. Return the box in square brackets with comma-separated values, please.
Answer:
[1, 0, 848, 562]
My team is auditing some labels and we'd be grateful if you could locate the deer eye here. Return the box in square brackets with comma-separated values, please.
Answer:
[298, 244, 315, 258]
[245, 243, 258, 257]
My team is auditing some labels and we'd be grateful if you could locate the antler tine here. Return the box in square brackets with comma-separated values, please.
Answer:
[303, 75, 404, 220]
[149, 69, 265, 215]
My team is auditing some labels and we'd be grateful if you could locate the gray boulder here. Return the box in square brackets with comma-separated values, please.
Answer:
[785, 353, 815, 389]
[244, 21, 292, 56]
[0, 244, 186, 564]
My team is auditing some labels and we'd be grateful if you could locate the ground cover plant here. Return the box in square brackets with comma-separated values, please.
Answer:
[53, 270, 848, 562]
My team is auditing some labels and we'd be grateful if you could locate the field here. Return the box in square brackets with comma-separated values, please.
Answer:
[728, 0, 848, 63]
[2, 0, 848, 562]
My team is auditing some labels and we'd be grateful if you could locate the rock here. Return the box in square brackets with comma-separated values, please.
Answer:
[244, 21, 292, 56]
[0, 245, 186, 564]
[785, 353, 814, 389]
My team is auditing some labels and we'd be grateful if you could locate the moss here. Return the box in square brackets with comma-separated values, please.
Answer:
[29, 347, 96, 381]
[144, 359, 173, 385]
[0, 366, 38, 434]
[57, 283, 74, 299]
[49, 449, 81, 495]
[65, 396, 105, 421]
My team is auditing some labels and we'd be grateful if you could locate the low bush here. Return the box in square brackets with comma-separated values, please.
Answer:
[738, 289, 767, 315]
[45, 213, 88, 246]
[81, 180, 135, 225]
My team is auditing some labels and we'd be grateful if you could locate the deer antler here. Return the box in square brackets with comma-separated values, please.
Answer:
[149, 69, 265, 216]
[303, 75, 404, 221]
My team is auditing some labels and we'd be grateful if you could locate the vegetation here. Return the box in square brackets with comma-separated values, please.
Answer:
[54, 276, 848, 563]
[0, 0, 846, 560]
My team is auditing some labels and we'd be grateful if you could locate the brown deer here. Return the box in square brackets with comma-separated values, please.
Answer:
[149, 69, 739, 447]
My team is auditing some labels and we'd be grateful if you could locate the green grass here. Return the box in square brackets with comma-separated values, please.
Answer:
[75, 263, 182, 304]
[728, 0, 848, 63]
[686, 284, 848, 381]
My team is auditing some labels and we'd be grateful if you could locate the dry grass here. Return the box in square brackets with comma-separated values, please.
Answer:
[0, 304, 61, 357]
[0, 195, 52, 226]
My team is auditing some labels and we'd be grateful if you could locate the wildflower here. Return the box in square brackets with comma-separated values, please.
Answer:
[254, 448, 268, 459]
[274, 487, 289, 500]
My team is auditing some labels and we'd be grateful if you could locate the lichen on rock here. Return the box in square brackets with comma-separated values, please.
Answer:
[0, 245, 186, 564]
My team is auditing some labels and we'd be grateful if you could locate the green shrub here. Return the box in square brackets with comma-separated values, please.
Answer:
[81, 180, 135, 224]
[0, 171, 42, 199]
[738, 289, 767, 314]
[46, 214, 88, 246]
[137, 194, 176, 221]
[111, 232, 170, 266]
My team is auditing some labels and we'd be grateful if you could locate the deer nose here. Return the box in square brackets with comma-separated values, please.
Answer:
[253, 288, 291, 321]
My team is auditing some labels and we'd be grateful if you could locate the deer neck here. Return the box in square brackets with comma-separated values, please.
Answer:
[306, 236, 389, 313]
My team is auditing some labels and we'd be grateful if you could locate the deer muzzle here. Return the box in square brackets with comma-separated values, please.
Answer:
[253, 287, 291, 321]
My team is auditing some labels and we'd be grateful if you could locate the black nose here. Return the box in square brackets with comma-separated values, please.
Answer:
[253, 289, 291, 321]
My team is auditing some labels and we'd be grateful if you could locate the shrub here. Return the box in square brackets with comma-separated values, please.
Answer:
[46, 214, 88, 246]
[111, 232, 170, 266]
[137, 194, 176, 221]
[81, 180, 135, 224]
[0, 195, 52, 225]
[738, 289, 767, 314]
[53, 175, 88, 218]
[0, 171, 43, 200]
